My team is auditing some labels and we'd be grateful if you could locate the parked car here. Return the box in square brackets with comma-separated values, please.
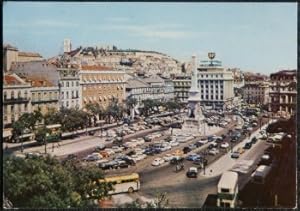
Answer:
[220, 142, 229, 149]
[208, 148, 220, 155]
[231, 151, 240, 159]
[251, 137, 257, 144]
[188, 144, 197, 150]
[186, 153, 200, 161]
[244, 142, 252, 149]
[152, 158, 165, 166]
[198, 138, 208, 145]
[183, 147, 192, 154]
[186, 167, 198, 178]
[163, 154, 174, 162]
[170, 141, 179, 147]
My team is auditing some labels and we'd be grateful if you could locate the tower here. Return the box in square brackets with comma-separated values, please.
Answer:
[63, 39, 72, 53]
[181, 55, 204, 135]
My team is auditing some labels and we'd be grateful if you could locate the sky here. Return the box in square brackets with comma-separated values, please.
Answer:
[3, 2, 297, 74]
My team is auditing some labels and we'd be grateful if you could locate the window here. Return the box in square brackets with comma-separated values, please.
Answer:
[206, 95, 208, 99]
[67, 82, 69, 87]
[11, 91, 15, 99]
[201, 85, 203, 88]
[216, 95, 219, 100]
[4, 91, 7, 100]
[206, 85, 208, 89]
[77, 81, 79, 86]
[221, 188, 230, 193]
[18, 91, 21, 98]
[24, 91, 28, 99]
[211, 95, 213, 99]
[71, 81, 74, 87]
[66, 92, 69, 99]
[25, 104, 28, 112]
[62, 92, 64, 99]
[211, 85, 213, 89]
[221, 95, 223, 100]
[72, 91, 74, 98]
[201, 95, 203, 99]
[66, 101, 69, 107]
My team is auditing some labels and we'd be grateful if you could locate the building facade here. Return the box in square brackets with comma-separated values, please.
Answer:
[269, 70, 297, 116]
[79, 65, 126, 108]
[26, 76, 60, 116]
[3, 73, 32, 128]
[196, 59, 234, 110]
[173, 75, 191, 103]
[162, 78, 175, 101]
[57, 67, 81, 109]
[3, 44, 43, 72]
[140, 75, 165, 101]
[126, 78, 150, 106]
[242, 82, 270, 105]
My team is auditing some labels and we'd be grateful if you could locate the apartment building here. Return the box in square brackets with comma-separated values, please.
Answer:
[242, 82, 270, 105]
[79, 65, 126, 108]
[3, 73, 32, 128]
[173, 75, 191, 103]
[269, 70, 297, 116]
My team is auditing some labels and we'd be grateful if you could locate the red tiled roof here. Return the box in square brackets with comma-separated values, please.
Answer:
[81, 65, 113, 71]
[4, 75, 22, 85]
[23, 76, 54, 87]
[18, 51, 42, 57]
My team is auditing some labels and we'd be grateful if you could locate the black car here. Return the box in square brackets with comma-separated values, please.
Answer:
[244, 142, 252, 149]
[208, 144, 214, 149]
[186, 168, 198, 178]
[251, 137, 257, 144]
[183, 147, 192, 154]
[195, 142, 203, 147]
[116, 160, 129, 168]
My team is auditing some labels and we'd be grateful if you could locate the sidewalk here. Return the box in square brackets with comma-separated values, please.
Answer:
[200, 119, 277, 177]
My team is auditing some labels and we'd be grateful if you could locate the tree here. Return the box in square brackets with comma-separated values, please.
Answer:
[44, 108, 60, 125]
[3, 155, 113, 208]
[12, 120, 26, 152]
[35, 125, 51, 154]
[126, 98, 137, 119]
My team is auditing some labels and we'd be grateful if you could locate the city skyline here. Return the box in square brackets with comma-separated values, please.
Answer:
[3, 2, 297, 74]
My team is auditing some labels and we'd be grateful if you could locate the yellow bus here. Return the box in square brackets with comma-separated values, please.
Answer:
[100, 173, 140, 194]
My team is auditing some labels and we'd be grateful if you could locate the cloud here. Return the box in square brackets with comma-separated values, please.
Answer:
[101, 23, 201, 39]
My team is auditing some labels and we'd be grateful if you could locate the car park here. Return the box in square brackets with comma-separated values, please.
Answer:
[186, 167, 198, 178]
[152, 158, 165, 166]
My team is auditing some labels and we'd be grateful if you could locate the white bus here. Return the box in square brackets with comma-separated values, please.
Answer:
[217, 171, 239, 208]
[100, 173, 140, 195]
[251, 165, 271, 184]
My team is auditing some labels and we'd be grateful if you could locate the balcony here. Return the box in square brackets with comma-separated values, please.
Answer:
[31, 98, 59, 104]
[3, 97, 30, 105]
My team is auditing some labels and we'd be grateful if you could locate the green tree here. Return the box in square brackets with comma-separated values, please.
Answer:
[4, 155, 113, 208]
[35, 125, 51, 153]
[11, 120, 26, 152]
[44, 108, 60, 125]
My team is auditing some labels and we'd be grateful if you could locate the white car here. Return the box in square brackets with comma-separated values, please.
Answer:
[152, 158, 165, 166]
[220, 142, 229, 149]
[208, 148, 220, 155]
[112, 146, 124, 153]
[163, 154, 174, 162]
[198, 138, 208, 145]
[170, 141, 179, 147]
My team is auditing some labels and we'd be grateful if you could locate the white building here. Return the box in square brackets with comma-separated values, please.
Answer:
[57, 67, 81, 109]
[197, 54, 234, 110]
[126, 78, 150, 106]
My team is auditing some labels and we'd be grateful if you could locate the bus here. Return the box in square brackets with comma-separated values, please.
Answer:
[100, 173, 140, 195]
[45, 124, 62, 142]
[251, 165, 271, 184]
[217, 171, 238, 208]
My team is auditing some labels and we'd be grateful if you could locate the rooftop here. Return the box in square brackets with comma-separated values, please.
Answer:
[81, 65, 113, 71]
[126, 78, 149, 89]
[4, 74, 27, 86]
[270, 70, 297, 77]
[23, 76, 54, 87]
[18, 51, 43, 58]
